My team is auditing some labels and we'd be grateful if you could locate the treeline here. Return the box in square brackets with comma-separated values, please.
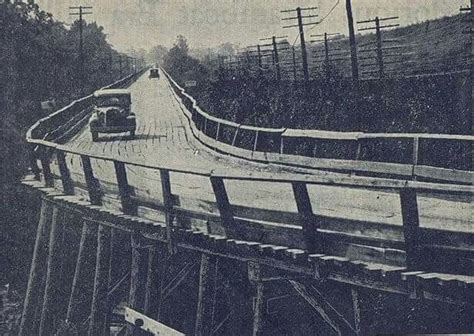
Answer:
[163, 35, 471, 136]
[0, 0, 134, 305]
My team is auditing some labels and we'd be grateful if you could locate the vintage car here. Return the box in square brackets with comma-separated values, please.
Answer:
[89, 89, 136, 141]
[149, 68, 160, 79]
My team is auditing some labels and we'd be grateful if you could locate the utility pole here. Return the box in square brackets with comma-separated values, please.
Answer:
[292, 46, 297, 81]
[259, 36, 288, 81]
[282, 6, 319, 82]
[345, 0, 359, 82]
[310, 33, 342, 79]
[357, 16, 400, 79]
[69, 6, 93, 90]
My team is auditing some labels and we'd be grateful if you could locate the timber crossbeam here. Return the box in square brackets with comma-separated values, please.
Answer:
[20, 179, 474, 307]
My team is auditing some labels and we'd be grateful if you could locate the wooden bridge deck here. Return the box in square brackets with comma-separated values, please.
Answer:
[59, 72, 471, 234]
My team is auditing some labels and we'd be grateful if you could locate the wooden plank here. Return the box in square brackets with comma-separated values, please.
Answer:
[414, 165, 473, 184]
[195, 254, 219, 336]
[124, 307, 184, 336]
[113, 161, 137, 215]
[38, 207, 65, 336]
[19, 200, 53, 336]
[81, 155, 102, 205]
[399, 189, 421, 270]
[89, 224, 112, 336]
[56, 151, 75, 195]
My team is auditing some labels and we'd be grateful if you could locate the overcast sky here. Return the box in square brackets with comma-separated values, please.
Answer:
[37, 0, 468, 51]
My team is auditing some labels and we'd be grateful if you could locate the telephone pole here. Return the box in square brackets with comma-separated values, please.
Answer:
[259, 36, 288, 81]
[345, 0, 359, 82]
[357, 16, 401, 78]
[282, 6, 319, 82]
[69, 6, 93, 89]
[310, 33, 343, 79]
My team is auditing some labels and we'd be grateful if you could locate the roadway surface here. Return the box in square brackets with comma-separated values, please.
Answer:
[58, 72, 471, 234]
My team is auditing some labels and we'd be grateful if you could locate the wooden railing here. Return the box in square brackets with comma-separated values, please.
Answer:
[24, 69, 473, 276]
[164, 70, 473, 184]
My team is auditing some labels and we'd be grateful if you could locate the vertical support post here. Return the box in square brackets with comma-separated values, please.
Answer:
[215, 122, 221, 141]
[160, 169, 176, 254]
[292, 182, 320, 252]
[195, 254, 219, 336]
[248, 262, 265, 336]
[38, 207, 65, 336]
[280, 137, 285, 154]
[81, 155, 102, 205]
[351, 288, 369, 336]
[114, 161, 137, 215]
[19, 200, 53, 336]
[210, 176, 235, 228]
[231, 128, 239, 146]
[412, 137, 420, 166]
[40, 150, 54, 188]
[296, 7, 310, 82]
[253, 131, 259, 152]
[346, 0, 359, 82]
[375, 17, 385, 78]
[57, 151, 75, 195]
[89, 224, 112, 336]
[103, 229, 120, 336]
[400, 188, 421, 269]
[272, 36, 281, 81]
[144, 244, 167, 319]
[127, 231, 148, 335]
[67, 220, 98, 330]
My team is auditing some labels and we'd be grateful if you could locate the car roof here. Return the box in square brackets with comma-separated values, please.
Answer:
[94, 89, 131, 97]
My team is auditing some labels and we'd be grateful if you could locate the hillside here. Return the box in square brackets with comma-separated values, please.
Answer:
[272, 13, 472, 80]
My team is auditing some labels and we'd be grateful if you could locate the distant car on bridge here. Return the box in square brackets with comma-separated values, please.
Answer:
[149, 68, 160, 79]
[89, 89, 136, 142]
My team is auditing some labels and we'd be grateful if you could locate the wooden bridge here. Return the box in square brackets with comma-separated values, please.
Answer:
[18, 69, 473, 335]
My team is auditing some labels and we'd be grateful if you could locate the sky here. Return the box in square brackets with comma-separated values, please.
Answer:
[36, 0, 469, 52]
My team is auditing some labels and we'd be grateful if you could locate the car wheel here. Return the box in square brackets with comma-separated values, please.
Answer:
[91, 131, 98, 142]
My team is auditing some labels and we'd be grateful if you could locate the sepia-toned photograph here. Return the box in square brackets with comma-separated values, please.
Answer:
[0, 0, 472, 335]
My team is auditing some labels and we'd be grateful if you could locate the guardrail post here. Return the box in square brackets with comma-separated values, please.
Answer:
[280, 137, 285, 154]
[210, 176, 235, 228]
[399, 188, 421, 270]
[19, 200, 53, 336]
[81, 155, 102, 206]
[231, 128, 239, 146]
[292, 182, 320, 252]
[40, 149, 54, 188]
[29, 145, 41, 180]
[57, 151, 75, 195]
[89, 223, 112, 336]
[215, 122, 221, 141]
[38, 206, 66, 336]
[114, 161, 137, 215]
[195, 254, 219, 336]
[253, 131, 259, 152]
[412, 137, 420, 166]
[160, 169, 177, 254]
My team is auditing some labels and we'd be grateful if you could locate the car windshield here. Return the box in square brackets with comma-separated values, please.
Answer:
[96, 95, 129, 107]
